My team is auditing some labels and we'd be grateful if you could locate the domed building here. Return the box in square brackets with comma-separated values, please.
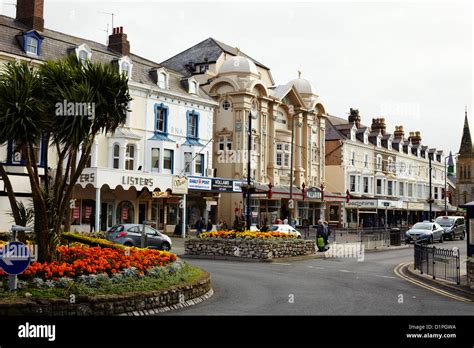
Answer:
[161, 38, 327, 226]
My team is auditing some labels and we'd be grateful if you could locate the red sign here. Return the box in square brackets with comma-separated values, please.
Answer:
[121, 207, 129, 221]
[72, 206, 80, 219]
[85, 206, 92, 219]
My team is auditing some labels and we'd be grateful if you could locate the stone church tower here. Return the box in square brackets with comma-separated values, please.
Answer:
[456, 108, 474, 204]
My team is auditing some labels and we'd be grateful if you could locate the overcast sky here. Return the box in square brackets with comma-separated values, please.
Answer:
[1, 1, 472, 155]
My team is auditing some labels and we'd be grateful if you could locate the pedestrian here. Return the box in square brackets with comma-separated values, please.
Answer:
[206, 218, 213, 232]
[196, 217, 205, 237]
[316, 220, 328, 252]
[283, 217, 289, 225]
[276, 218, 283, 224]
[89, 211, 95, 233]
[216, 220, 222, 231]
[324, 221, 331, 243]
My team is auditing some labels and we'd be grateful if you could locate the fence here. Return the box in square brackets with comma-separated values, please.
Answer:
[329, 227, 408, 250]
[414, 242, 460, 285]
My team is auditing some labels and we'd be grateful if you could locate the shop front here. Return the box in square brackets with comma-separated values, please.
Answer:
[345, 199, 378, 228]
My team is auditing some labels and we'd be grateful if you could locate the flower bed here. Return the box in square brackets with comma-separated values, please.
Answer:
[199, 230, 297, 239]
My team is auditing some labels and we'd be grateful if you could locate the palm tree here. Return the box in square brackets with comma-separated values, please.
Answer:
[0, 56, 131, 261]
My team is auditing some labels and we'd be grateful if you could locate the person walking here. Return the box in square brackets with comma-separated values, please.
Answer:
[316, 220, 328, 252]
[195, 217, 205, 237]
[89, 211, 95, 233]
[206, 218, 213, 232]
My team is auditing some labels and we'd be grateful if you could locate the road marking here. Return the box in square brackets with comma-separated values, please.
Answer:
[374, 275, 397, 279]
[307, 266, 314, 268]
[339, 270, 352, 273]
[394, 263, 472, 303]
[272, 262, 291, 266]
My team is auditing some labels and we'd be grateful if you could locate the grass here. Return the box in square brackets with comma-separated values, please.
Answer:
[0, 263, 204, 301]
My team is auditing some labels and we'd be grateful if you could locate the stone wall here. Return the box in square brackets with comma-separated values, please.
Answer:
[185, 239, 316, 259]
[0, 270, 211, 316]
[468, 258, 474, 289]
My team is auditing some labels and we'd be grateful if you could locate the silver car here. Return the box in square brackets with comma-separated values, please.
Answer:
[106, 224, 172, 250]
[434, 216, 466, 241]
[405, 222, 444, 244]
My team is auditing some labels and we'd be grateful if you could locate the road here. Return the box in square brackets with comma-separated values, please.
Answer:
[169, 239, 472, 315]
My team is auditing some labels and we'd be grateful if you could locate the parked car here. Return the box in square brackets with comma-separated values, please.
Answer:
[268, 224, 302, 238]
[434, 216, 466, 241]
[405, 222, 444, 244]
[106, 224, 172, 250]
[249, 225, 260, 232]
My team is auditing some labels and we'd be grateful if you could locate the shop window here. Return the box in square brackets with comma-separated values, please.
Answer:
[125, 144, 135, 170]
[113, 144, 120, 169]
[151, 148, 160, 172]
[117, 201, 134, 224]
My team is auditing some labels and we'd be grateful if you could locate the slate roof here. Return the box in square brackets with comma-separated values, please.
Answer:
[160, 37, 270, 77]
[0, 15, 214, 102]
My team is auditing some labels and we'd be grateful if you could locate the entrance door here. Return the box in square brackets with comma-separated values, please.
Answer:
[139, 203, 147, 224]
[101, 203, 108, 231]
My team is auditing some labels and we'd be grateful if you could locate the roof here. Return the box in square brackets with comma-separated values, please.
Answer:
[325, 119, 346, 140]
[160, 37, 269, 76]
[0, 15, 214, 102]
[269, 82, 293, 100]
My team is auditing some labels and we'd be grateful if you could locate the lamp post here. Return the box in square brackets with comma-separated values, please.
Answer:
[289, 108, 315, 224]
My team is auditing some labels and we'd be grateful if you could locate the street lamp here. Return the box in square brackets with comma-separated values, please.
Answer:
[444, 153, 458, 215]
[289, 108, 315, 225]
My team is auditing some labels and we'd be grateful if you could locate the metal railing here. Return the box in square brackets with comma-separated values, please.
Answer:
[329, 227, 408, 249]
[414, 242, 460, 285]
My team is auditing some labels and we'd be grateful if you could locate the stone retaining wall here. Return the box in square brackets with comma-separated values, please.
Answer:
[185, 239, 316, 259]
[0, 270, 211, 316]
[468, 259, 474, 289]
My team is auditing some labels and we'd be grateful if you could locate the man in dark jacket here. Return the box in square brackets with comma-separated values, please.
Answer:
[316, 220, 328, 251]
[196, 217, 205, 237]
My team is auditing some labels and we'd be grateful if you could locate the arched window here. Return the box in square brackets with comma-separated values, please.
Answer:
[113, 144, 120, 169]
[125, 144, 135, 170]
[117, 201, 134, 224]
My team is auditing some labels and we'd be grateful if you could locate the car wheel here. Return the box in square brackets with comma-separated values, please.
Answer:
[160, 242, 171, 251]
[124, 241, 133, 247]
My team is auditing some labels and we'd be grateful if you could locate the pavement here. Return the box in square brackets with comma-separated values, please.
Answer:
[160, 238, 472, 315]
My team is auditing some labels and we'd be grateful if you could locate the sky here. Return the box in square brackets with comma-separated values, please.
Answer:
[1, 0, 472, 155]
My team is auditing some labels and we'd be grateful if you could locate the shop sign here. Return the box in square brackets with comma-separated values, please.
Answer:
[122, 175, 154, 187]
[307, 187, 322, 200]
[407, 202, 425, 211]
[345, 199, 377, 209]
[233, 181, 244, 192]
[377, 200, 403, 209]
[79, 173, 95, 183]
[85, 206, 92, 218]
[212, 179, 233, 192]
[188, 177, 212, 190]
[172, 175, 188, 194]
[121, 207, 128, 220]
[72, 206, 80, 219]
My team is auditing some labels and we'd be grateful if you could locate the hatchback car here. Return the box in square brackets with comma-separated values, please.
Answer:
[434, 216, 466, 241]
[268, 224, 302, 238]
[106, 224, 172, 250]
[405, 222, 444, 244]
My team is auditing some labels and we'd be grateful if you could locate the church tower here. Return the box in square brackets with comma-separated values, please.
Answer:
[456, 108, 474, 204]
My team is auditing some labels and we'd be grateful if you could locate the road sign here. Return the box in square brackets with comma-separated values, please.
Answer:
[383, 202, 390, 207]
[288, 199, 295, 209]
[0, 242, 31, 275]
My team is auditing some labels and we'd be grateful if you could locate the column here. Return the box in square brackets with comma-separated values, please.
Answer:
[95, 187, 101, 232]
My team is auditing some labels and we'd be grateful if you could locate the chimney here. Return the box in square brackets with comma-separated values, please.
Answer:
[410, 131, 422, 145]
[394, 125, 404, 140]
[108, 27, 130, 56]
[348, 108, 361, 128]
[16, 0, 44, 31]
[371, 118, 386, 135]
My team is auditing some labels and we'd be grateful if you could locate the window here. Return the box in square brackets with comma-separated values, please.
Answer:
[351, 151, 355, 166]
[276, 143, 290, 167]
[363, 177, 369, 193]
[350, 175, 356, 192]
[125, 144, 135, 170]
[377, 137, 381, 147]
[189, 81, 198, 94]
[113, 144, 120, 169]
[408, 183, 413, 197]
[75, 44, 91, 65]
[387, 181, 393, 196]
[158, 73, 167, 89]
[151, 148, 160, 172]
[155, 104, 168, 133]
[388, 140, 392, 150]
[434, 187, 439, 200]
[351, 129, 356, 141]
[417, 184, 422, 198]
[79, 50, 89, 65]
[364, 133, 368, 144]
[357, 176, 361, 193]
[195, 154, 204, 175]
[163, 149, 174, 172]
[218, 136, 232, 151]
[121, 61, 130, 77]
[388, 158, 394, 172]
[399, 182, 404, 196]
[198, 64, 208, 73]
[187, 111, 199, 138]
[364, 154, 368, 168]
[376, 155, 382, 170]
[222, 100, 231, 110]
[184, 152, 192, 174]
[376, 179, 382, 195]
[26, 36, 39, 55]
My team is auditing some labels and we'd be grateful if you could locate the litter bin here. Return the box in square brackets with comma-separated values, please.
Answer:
[390, 228, 401, 246]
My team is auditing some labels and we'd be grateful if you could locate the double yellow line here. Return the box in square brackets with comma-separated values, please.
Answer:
[394, 263, 473, 303]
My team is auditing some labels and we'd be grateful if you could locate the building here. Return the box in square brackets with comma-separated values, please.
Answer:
[325, 109, 452, 228]
[455, 109, 474, 206]
[0, 0, 220, 232]
[161, 39, 327, 226]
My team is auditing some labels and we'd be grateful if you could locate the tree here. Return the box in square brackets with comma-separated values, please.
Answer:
[0, 56, 131, 261]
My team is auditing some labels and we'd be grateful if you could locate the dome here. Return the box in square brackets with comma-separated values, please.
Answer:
[291, 78, 317, 95]
[219, 56, 259, 76]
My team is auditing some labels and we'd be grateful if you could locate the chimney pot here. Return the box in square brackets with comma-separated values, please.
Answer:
[16, 0, 44, 31]
[108, 26, 130, 56]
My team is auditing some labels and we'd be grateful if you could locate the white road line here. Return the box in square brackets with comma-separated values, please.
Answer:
[339, 269, 352, 273]
[374, 275, 397, 279]
[307, 266, 314, 268]
[272, 262, 291, 265]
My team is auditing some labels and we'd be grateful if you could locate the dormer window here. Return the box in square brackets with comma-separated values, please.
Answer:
[388, 140, 392, 150]
[364, 133, 368, 144]
[21, 31, 43, 56]
[377, 137, 381, 147]
[117, 56, 132, 77]
[350, 128, 356, 141]
[189, 79, 198, 94]
[75, 44, 92, 65]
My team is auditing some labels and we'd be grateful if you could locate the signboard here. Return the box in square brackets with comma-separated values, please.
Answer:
[345, 199, 377, 209]
[121, 207, 129, 221]
[383, 202, 390, 207]
[152, 191, 170, 198]
[377, 200, 403, 209]
[72, 206, 80, 219]
[0, 242, 31, 275]
[407, 202, 425, 211]
[188, 177, 212, 190]
[233, 181, 244, 192]
[85, 206, 92, 218]
[172, 175, 188, 194]
[212, 179, 233, 192]
[306, 187, 322, 200]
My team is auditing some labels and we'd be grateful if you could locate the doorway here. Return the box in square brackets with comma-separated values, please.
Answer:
[139, 203, 147, 224]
